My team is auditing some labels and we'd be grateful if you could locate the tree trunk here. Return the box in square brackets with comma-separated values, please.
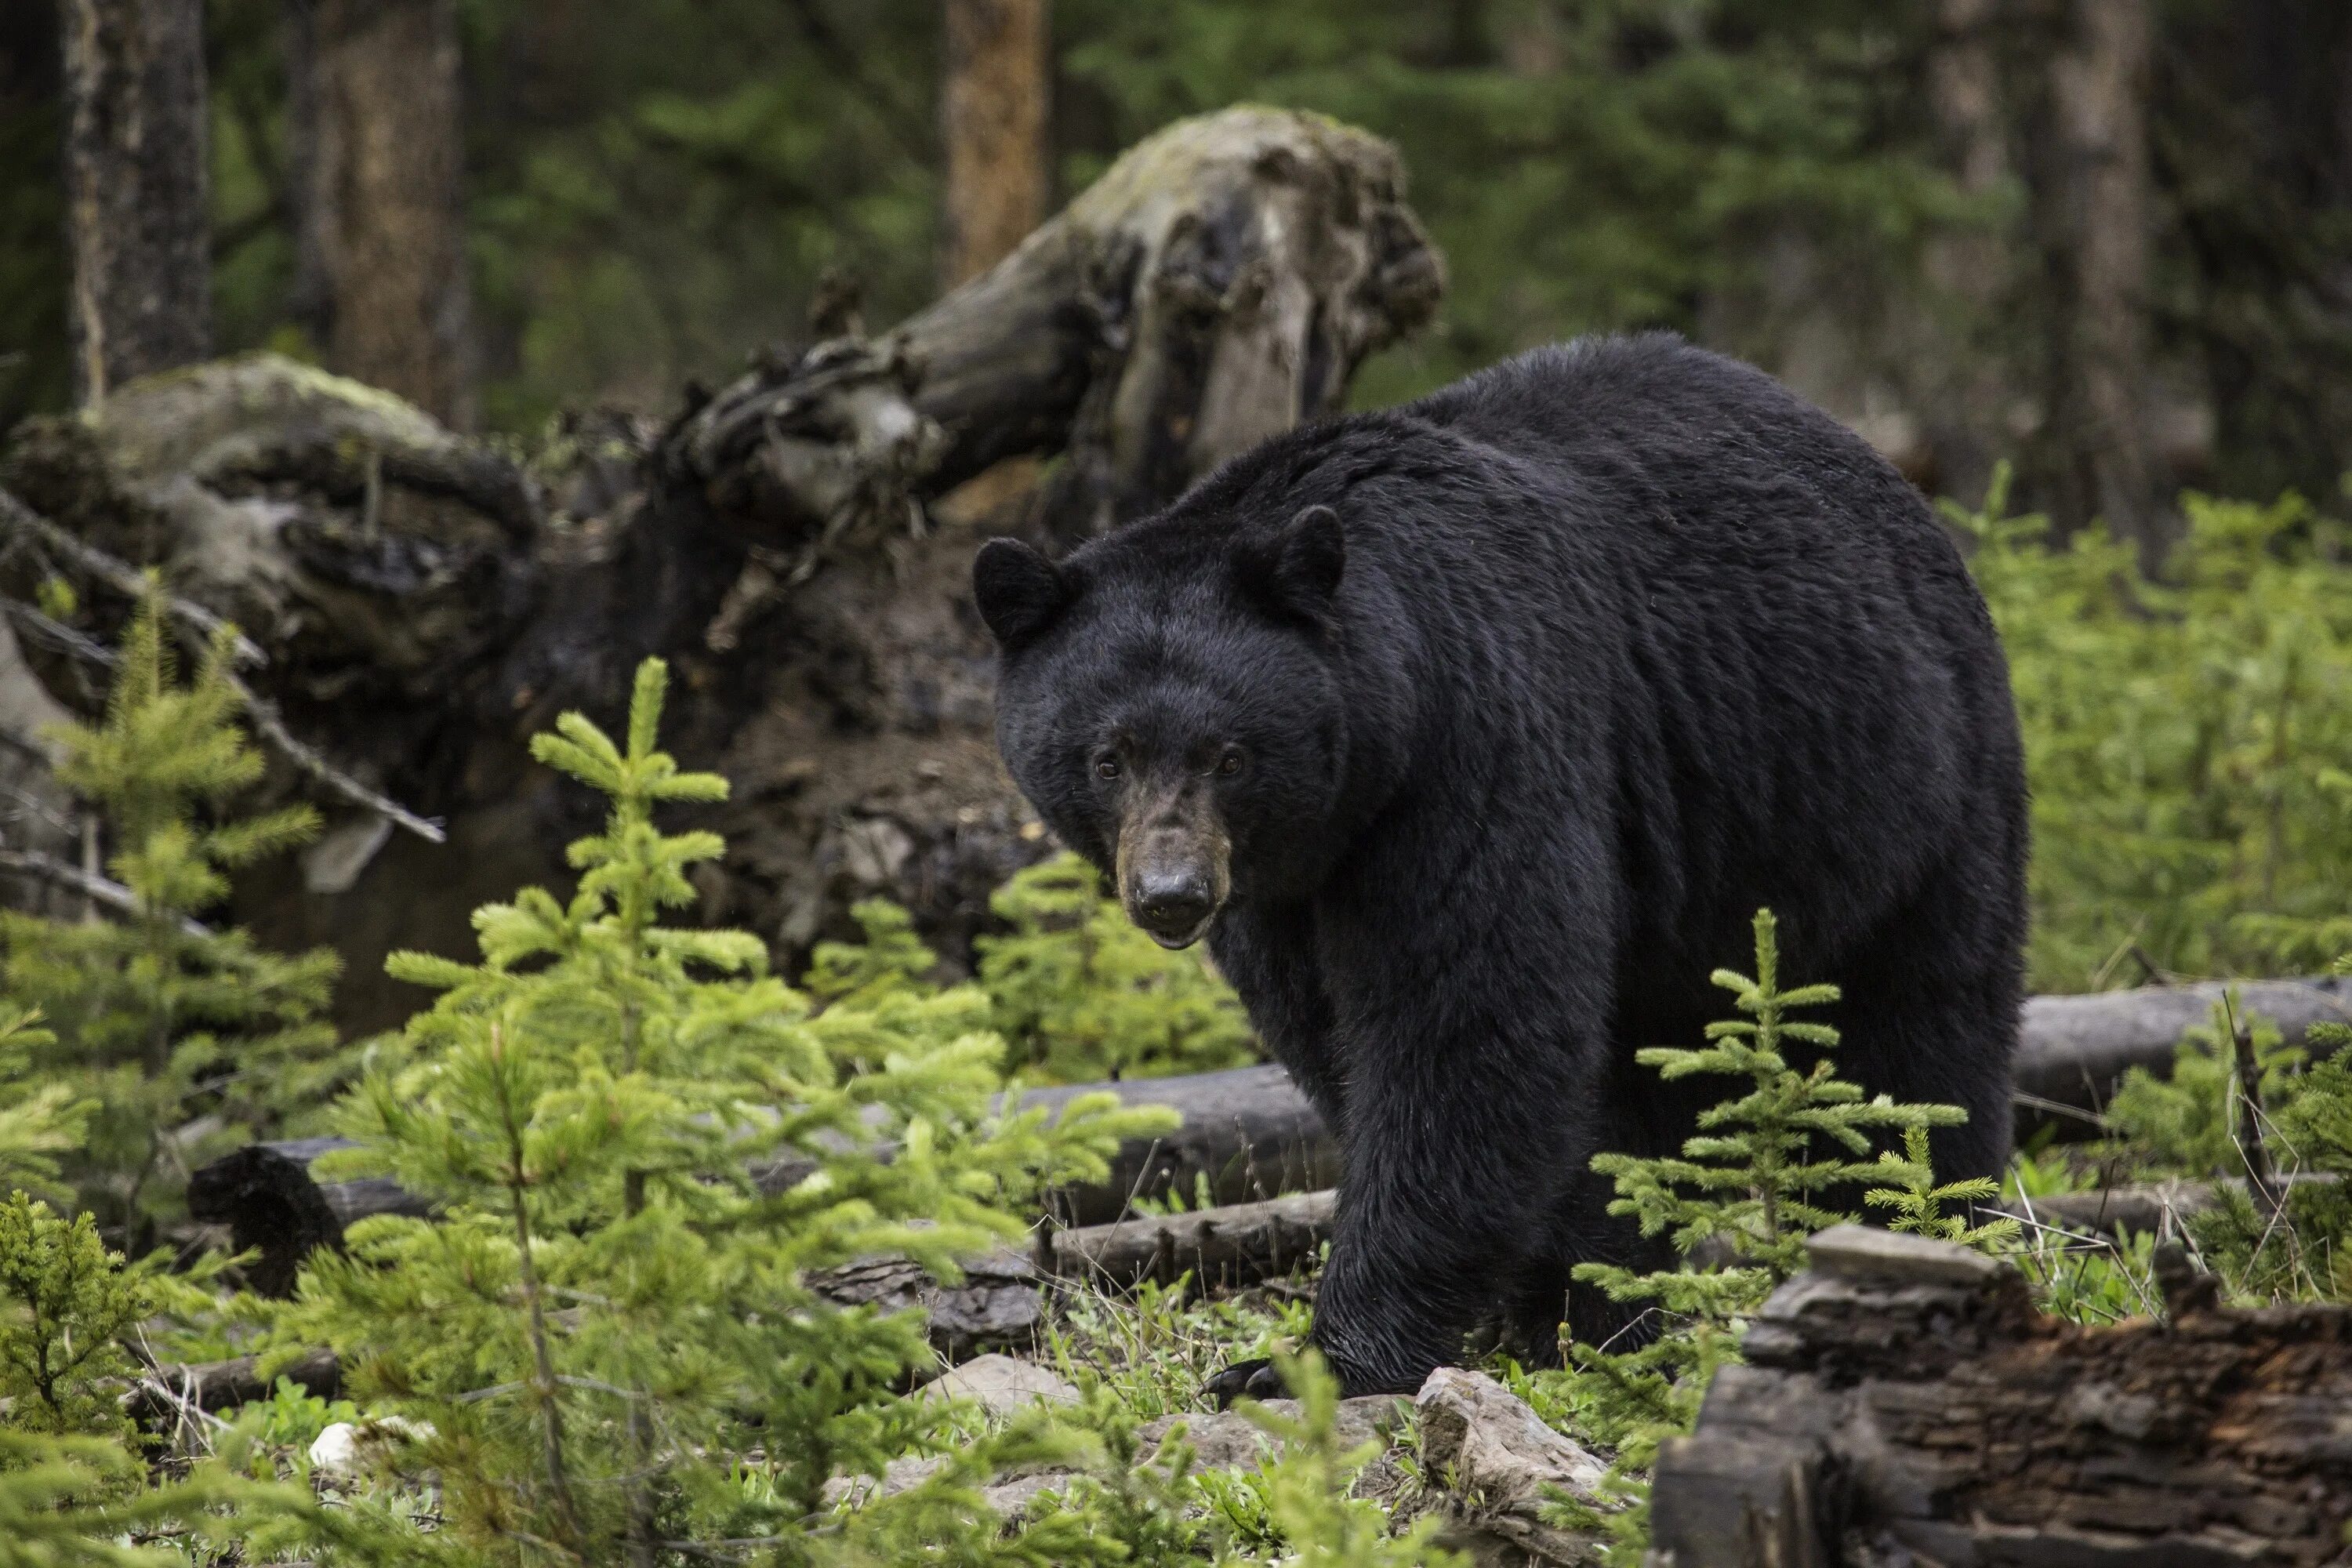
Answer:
[2033, 0, 2164, 561]
[1914, 0, 2016, 506]
[300, 0, 474, 427]
[59, 0, 211, 405]
[940, 0, 1051, 289]
[1651, 1225, 2352, 1566]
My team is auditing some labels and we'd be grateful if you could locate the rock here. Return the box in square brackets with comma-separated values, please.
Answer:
[1138, 1393, 1405, 1474]
[1802, 1221, 2009, 1287]
[306, 1414, 434, 1482]
[1414, 1367, 1611, 1566]
[917, 1354, 1080, 1418]
[821, 1450, 1081, 1520]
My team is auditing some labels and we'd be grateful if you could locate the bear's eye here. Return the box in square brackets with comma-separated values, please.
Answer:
[1094, 756, 1121, 781]
[1216, 748, 1244, 778]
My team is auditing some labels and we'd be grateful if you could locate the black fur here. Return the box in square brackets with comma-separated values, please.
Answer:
[978, 334, 2028, 1396]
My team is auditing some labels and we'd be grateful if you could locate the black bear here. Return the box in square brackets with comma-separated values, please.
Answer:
[973, 334, 2027, 1399]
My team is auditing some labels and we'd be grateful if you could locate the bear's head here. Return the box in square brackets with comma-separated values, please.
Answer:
[973, 504, 1349, 949]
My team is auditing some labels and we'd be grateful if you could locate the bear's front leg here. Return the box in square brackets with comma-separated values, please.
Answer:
[1310, 997, 1605, 1396]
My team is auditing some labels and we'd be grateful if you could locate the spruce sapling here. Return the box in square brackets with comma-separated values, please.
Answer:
[0, 594, 340, 1247]
[265, 659, 1171, 1563]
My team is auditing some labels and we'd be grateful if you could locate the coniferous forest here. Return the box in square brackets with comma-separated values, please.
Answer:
[0, 2, 2350, 1563]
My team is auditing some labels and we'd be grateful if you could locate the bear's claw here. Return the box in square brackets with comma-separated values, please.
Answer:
[1203, 1357, 1287, 1409]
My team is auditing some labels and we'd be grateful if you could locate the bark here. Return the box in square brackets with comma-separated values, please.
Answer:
[1650, 1225, 2352, 1566]
[1914, 0, 2016, 505]
[2032, 0, 2165, 559]
[941, 0, 1051, 289]
[299, 0, 474, 427]
[60, 0, 211, 404]
[1045, 1189, 1336, 1290]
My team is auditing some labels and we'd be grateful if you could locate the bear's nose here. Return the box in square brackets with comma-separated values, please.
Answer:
[1132, 870, 1215, 945]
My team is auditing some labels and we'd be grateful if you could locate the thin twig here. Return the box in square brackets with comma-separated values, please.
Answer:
[0, 486, 265, 666]
[3, 590, 445, 844]
[2227, 1000, 2286, 1222]
[216, 666, 445, 844]
[0, 846, 212, 938]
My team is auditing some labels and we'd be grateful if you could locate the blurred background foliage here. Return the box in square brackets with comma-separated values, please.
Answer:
[5, 0, 2348, 524]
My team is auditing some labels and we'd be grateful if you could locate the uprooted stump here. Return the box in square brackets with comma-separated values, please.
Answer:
[1650, 1225, 2352, 1566]
[0, 106, 1444, 1038]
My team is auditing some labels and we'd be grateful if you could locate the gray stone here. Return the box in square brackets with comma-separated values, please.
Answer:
[1138, 1393, 1404, 1473]
[1804, 1222, 2009, 1287]
[917, 1353, 1080, 1417]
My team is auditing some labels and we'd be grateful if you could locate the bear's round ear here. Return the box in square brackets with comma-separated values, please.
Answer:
[973, 537, 1074, 648]
[1234, 504, 1345, 628]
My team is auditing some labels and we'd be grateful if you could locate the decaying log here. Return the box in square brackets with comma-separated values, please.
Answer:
[125, 1256, 1044, 1434]
[1650, 1225, 2352, 1566]
[0, 106, 1444, 1035]
[123, 1345, 343, 1427]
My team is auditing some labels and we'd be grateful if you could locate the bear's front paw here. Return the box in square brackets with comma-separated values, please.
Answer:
[1203, 1357, 1288, 1409]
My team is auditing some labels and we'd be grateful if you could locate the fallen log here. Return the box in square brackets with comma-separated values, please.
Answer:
[187, 1063, 1340, 1294]
[1044, 1189, 1336, 1290]
[2014, 974, 2351, 1134]
[1649, 1225, 2352, 1566]
[123, 1345, 343, 1427]
[185, 975, 2350, 1293]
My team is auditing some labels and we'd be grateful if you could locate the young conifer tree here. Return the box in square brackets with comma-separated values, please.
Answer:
[976, 852, 1255, 1082]
[1552, 911, 1988, 1561]
[263, 659, 1172, 1564]
[0, 594, 340, 1249]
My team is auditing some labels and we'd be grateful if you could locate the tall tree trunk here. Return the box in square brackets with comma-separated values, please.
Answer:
[1915, 0, 2014, 506]
[2036, 0, 2163, 561]
[940, 0, 1049, 289]
[60, 0, 211, 405]
[300, 0, 474, 428]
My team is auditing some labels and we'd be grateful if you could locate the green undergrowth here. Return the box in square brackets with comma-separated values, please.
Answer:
[1961, 470, 2352, 991]
[811, 852, 1258, 1086]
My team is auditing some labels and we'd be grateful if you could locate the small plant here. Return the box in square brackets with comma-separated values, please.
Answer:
[0, 1193, 145, 1444]
[256, 659, 1172, 1563]
[1535, 910, 1988, 1562]
[0, 594, 341, 1247]
[1225, 1350, 1459, 1567]
[978, 852, 1257, 1082]
[1867, 1126, 2020, 1247]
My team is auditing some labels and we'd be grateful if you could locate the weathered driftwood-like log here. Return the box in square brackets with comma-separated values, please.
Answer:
[1649, 1225, 2352, 1566]
[1045, 1189, 1337, 1290]
[673, 105, 1441, 554]
[2014, 974, 2351, 1134]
